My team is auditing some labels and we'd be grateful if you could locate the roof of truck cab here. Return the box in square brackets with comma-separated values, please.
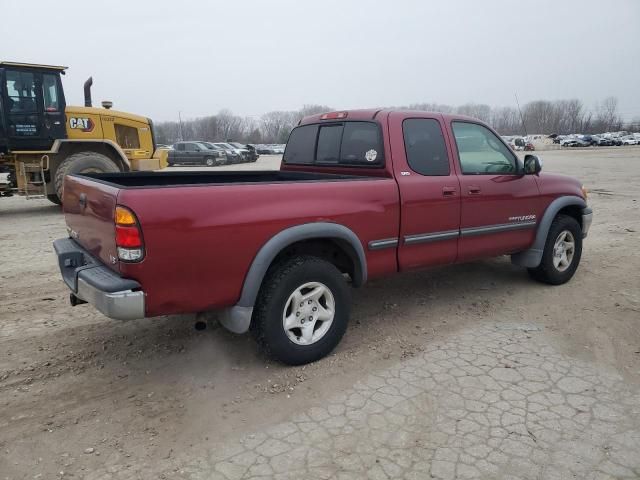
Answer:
[299, 109, 481, 125]
[0, 61, 68, 71]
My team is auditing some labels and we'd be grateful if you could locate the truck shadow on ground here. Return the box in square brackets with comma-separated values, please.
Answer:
[10, 256, 538, 386]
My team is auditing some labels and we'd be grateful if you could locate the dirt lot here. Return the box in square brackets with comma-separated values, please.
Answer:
[1, 148, 639, 479]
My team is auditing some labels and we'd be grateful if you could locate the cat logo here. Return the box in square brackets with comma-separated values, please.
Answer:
[69, 117, 95, 133]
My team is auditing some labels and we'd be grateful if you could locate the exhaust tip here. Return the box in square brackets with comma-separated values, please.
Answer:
[83, 77, 93, 107]
[194, 320, 207, 331]
[70, 293, 87, 306]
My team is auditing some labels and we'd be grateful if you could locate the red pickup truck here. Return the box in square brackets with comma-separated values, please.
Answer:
[54, 109, 592, 365]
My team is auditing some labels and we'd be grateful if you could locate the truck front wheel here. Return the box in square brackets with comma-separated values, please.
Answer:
[252, 255, 350, 365]
[54, 152, 120, 202]
[527, 214, 583, 285]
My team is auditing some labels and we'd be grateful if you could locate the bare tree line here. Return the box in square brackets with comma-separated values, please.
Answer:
[155, 97, 638, 145]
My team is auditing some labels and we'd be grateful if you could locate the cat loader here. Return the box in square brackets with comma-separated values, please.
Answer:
[0, 62, 167, 204]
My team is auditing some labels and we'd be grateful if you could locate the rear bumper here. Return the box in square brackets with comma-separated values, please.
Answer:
[53, 238, 145, 320]
[582, 207, 593, 238]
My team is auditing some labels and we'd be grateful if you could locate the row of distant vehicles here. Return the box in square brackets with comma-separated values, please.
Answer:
[501, 136, 536, 151]
[161, 142, 286, 166]
[553, 132, 640, 147]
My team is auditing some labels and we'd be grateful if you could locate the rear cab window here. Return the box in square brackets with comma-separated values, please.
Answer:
[284, 121, 384, 168]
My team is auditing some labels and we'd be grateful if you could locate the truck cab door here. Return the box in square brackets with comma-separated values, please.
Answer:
[1, 67, 66, 151]
[447, 121, 542, 262]
[41, 72, 67, 143]
[389, 112, 461, 270]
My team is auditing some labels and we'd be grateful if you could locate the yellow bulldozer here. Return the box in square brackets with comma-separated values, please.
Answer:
[0, 62, 167, 204]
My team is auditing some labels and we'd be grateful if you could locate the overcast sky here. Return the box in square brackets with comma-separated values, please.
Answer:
[3, 0, 639, 121]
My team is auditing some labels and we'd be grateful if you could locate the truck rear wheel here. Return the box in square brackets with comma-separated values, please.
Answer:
[54, 152, 120, 202]
[527, 214, 583, 285]
[252, 255, 350, 365]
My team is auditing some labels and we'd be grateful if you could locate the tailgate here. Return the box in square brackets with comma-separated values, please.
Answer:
[63, 174, 120, 270]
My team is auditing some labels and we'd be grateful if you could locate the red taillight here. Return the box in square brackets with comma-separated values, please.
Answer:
[115, 206, 144, 262]
[320, 111, 348, 120]
[115, 225, 142, 247]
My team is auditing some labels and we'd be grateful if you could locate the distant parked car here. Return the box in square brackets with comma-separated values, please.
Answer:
[215, 143, 248, 162]
[212, 143, 242, 163]
[256, 145, 275, 154]
[621, 136, 638, 145]
[228, 142, 258, 162]
[595, 137, 614, 146]
[199, 142, 235, 164]
[168, 142, 226, 166]
[572, 138, 591, 147]
[242, 144, 260, 162]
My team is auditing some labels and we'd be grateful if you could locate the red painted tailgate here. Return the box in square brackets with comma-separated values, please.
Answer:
[62, 175, 120, 270]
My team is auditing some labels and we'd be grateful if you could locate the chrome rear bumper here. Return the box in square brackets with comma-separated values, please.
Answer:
[76, 278, 145, 320]
[54, 238, 145, 321]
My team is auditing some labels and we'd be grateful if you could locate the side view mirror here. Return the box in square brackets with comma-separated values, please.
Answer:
[524, 154, 542, 175]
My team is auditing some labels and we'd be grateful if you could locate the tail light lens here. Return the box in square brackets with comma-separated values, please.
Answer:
[115, 206, 144, 262]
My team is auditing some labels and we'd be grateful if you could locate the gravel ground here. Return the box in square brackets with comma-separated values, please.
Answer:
[0, 148, 639, 479]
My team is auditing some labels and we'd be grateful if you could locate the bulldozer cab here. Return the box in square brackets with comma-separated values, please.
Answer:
[0, 62, 67, 154]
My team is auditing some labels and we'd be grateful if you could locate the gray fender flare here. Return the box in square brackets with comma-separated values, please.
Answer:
[219, 222, 367, 334]
[511, 195, 586, 268]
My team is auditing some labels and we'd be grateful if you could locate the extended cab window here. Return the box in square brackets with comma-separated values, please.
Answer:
[284, 121, 383, 167]
[452, 122, 517, 174]
[402, 119, 450, 176]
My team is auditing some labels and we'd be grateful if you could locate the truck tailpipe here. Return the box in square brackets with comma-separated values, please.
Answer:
[84, 77, 93, 107]
[70, 293, 87, 307]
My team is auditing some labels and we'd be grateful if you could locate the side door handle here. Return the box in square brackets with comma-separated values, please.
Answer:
[468, 185, 481, 194]
[442, 187, 457, 197]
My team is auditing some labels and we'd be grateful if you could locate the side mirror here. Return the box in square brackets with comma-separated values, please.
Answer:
[524, 154, 542, 175]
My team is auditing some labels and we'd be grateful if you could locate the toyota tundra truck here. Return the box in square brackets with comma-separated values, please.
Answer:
[53, 109, 592, 365]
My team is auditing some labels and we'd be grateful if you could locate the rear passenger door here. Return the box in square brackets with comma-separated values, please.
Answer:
[389, 113, 461, 270]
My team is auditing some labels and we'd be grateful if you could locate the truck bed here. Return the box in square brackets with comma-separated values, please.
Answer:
[62, 169, 401, 316]
[78, 170, 376, 188]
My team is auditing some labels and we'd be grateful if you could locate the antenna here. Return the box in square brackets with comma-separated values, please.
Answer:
[514, 93, 528, 137]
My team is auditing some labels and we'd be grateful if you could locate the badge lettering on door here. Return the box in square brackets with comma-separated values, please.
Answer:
[69, 117, 95, 133]
[509, 215, 536, 222]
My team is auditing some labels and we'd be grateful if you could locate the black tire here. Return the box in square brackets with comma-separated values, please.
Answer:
[204, 157, 215, 167]
[54, 152, 120, 202]
[528, 214, 583, 285]
[252, 255, 350, 365]
[47, 194, 61, 205]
